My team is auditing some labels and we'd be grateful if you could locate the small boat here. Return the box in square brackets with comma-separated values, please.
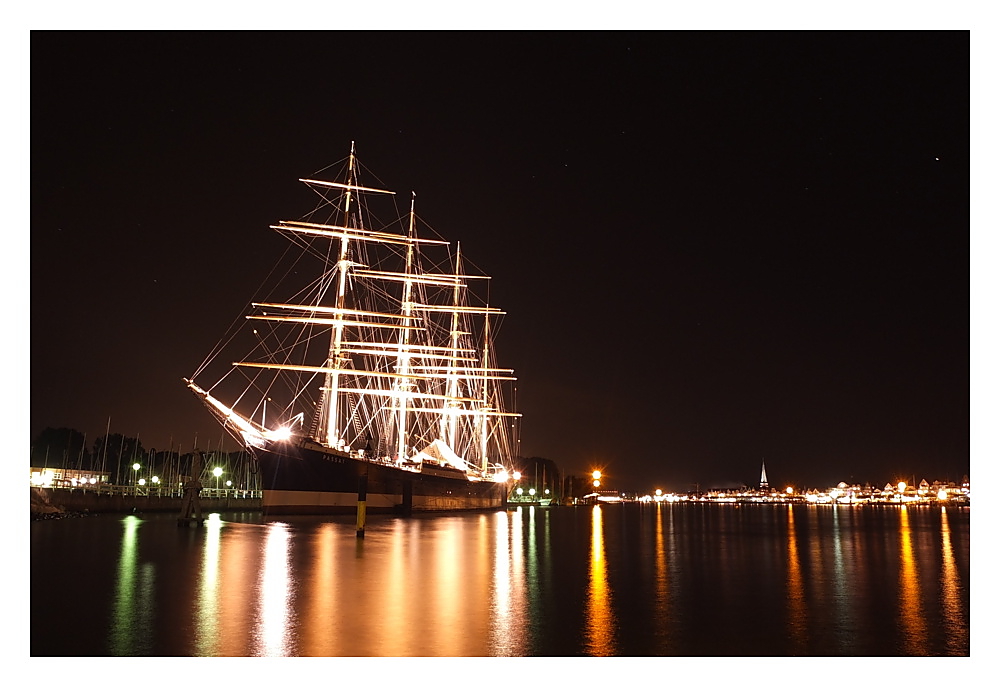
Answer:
[185, 144, 520, 514]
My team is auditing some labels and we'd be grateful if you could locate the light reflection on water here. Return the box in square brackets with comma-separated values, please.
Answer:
[584, 505, 616, 656]
[258, 521, 293, 656]
[110, 515, 154, 656]
[785, 505, 807, 654]
[194, 513, 221, 656]
[31, 503, 970, 657]
[939, 507, 968, 654]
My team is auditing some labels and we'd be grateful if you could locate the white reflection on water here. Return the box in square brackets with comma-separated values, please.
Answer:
[584, 504, 616, 656]
[194, 513, 222, 656]
[489, 508, 527, 655]
[829, 506, 856, 653]
[255, 521, 294, 656]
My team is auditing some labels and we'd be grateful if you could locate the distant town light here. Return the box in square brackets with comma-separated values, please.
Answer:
[593, 479, 601, 488]
[786, 486, 793, 494]
[897, 481, 907, 493]
[592, 470, 602, 481]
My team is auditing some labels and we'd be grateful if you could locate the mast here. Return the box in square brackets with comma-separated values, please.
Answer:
[441, 243, 464, 450]
[322, 143, 357, 450]
[479, 312, 491, 472]
[395, 192, 418, 460]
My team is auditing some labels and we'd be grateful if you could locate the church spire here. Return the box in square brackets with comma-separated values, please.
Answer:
[759, 461, 769, 490]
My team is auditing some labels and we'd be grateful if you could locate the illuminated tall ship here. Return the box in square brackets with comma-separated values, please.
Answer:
[185, 145, 519, 514]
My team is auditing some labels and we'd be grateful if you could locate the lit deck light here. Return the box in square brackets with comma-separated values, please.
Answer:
[494, 471, 509, 483]
[268, 426, 293, 441]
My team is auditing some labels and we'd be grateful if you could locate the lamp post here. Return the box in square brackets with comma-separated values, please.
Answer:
[132, 463, 140, 494]
[213, 466, 223, 495]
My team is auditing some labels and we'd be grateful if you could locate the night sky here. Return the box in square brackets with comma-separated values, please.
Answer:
[28, 30, 972, 492]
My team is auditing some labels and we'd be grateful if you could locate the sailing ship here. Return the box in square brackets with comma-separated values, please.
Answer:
[185, 145, 519, 514]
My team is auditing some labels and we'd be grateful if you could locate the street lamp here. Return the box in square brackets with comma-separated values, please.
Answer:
[213, 466, 223, 493]
[133, 463, 140, 492]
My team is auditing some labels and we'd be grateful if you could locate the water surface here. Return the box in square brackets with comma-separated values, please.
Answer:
[30, 503, 969, 657]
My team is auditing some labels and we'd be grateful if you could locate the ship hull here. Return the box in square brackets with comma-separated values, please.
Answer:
[251, 438, 507, 515]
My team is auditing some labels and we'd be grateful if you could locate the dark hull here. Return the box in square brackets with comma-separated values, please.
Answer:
[251, 438, 507, 515]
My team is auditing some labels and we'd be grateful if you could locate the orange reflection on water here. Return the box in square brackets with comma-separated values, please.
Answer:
[785, 505, 808, 653]
[216, 521, 256, 656]
[584, 505, 617, 656]
[653, 504, 670, 644]
[256, 522, 294, 656]
[939, 507, 967, 654]
[300, 522, 338, 656]
[898, 506, 927, 654]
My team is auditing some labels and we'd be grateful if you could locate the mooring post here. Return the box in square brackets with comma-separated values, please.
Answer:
[178, 448, 204, 526]
[356, 473, 368, 538]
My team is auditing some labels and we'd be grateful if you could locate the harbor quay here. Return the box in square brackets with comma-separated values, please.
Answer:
[31, 483, 261, 517]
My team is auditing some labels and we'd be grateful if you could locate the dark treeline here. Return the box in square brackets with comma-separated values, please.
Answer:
[30, 426, 256, 488]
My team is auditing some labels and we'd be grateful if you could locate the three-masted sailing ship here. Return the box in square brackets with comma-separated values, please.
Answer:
[185, 145, 519, 514]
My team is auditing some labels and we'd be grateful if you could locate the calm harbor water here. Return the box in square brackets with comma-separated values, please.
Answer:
[30, 503, 969, 657]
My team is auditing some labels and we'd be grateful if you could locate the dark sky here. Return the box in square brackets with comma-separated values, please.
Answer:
[29, 30, 970, 492]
